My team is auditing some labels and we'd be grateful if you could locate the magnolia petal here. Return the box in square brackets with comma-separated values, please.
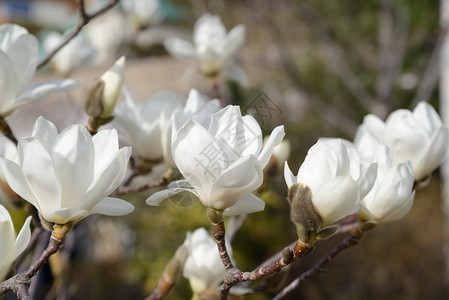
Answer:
[172, 119, 223, 188]
[223, 63, 248, 87]
[164, 38, 198, 61]
[383, 191, 415, 223]
[209, 155, 263, 210]
[184, 89, 205, 114]
[31, 117, 58, 148]
[89, 197, 134, 216]
[0, 158, 37, 207]
[223, 193, 265, 216]
[414, 127, 449, 180]
[92, 129, 119, 174]
[14, 216, 31, 259]
[19, 138, 62, 214]
[413, 102, 443, 132]
[223, 25, 246, 61]
[241, 115, 262, 157]
[52, 125, 94, 206]
[146, 185, 197, 206]
[6, 33, 38, 91]
[0, 51, 19, 112]
[312, 176, 359, 226]
[357, 163, 377, 200]
[4, 79, 77, 116]
[82, 147, 131, 210]
[258, 125, 285, 169]
[363, 114, 386, 141]
[284, 162, 297, 189]
[46, 207, 90, 224]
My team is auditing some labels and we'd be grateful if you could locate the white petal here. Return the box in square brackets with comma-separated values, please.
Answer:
[223, 193, 265, 216]
[223, 63, 248, 87]
[0, 51, 19, 111]
[357, 163, 377, 200]
[313, 176, 359, 226]
[414, 127, 449, 180]
[209, 155, 263, 210]
[258, 125, 285, 169]
[146, 184, 198, 206]
[19, 138, 62, 216]
[241, 115, 263, 157]
[89, 197, 134, 216]
[92, 129, 119, 174]
[0, 158, 37, 207]
[164, 38, 198, 61]
[14, 216, 31, 259]
[52, 125, 94, 207]
[223, 25, 246, 60]
[82, 147, 131, 209]
[283, 162, 297, 189]
[413, 102, 443, 132]
[31, 117, 58, 148]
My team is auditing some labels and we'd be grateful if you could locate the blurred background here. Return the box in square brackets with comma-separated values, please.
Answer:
[0, 0, 447, 299]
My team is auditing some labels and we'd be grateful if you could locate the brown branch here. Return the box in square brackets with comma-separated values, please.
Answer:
[37, 0, 120, 69]
[207, 209, 311, 300]
[0, 232, 64, 299]
[273, 228, 364, 300]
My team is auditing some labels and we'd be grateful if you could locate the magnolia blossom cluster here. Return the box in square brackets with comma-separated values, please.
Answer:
[285, 102, 448, 235]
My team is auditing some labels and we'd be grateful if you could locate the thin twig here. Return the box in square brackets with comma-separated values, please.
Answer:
[37, 0, 120, 69]
[208, 211, 310, 300]
[0, 233, 64, 299]
[273, 228, 363, 300]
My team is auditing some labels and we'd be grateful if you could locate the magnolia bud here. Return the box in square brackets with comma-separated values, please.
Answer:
[287, 183, 322, 243]
[85, 56, 125, 119]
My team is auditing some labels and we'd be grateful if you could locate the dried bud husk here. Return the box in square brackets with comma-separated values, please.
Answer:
[206, 208, 224, 224]
[84, 78, 105, 117]
[358, 220, 377, 233]
[288, 183, 323, 242]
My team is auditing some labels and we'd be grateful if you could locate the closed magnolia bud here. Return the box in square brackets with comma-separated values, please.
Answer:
[85, 56, 126, 119]
[287, 183, 322, 234]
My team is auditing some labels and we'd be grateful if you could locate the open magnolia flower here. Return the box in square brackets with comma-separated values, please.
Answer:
[0, 24, 76, 117]
[183, 227, 232, 296]
[0, 204, 31, 281]
[122, 0, 163, 29]
[285, 139, 377, 228]
[0, 117, 134, 225]
[147, 105, 285, 215]
[356, 102, 449, 181]
[164, 13, 247, 86]
[358, 145, 415, 224]
[161, 89, 221, 168]
[112, 87, 179, 162]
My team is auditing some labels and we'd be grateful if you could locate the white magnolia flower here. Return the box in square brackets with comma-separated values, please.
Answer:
[183, 227, 231, 295]
[122, 0, 162, 29]
[164, 13, 247, 86]
[357, 102, 449, 181]
[284, 139, 377, 227]
[43, 31, 95, 76]
[0, 204, 31, 281]
[0, 24, 76, 117]
[0, 117, 134, 225]
[112, 87, 179, 161]
[358, 145, 415, 224]
[161, 89, 221, 168]
[0, 140, 20, 207]
[147, 105, 285, 215]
